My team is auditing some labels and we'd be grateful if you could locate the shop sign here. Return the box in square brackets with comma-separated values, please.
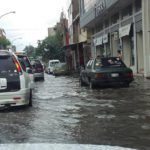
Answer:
[96, 36, 103, 46]
[119, 24, 131, 38]
[95, 0, 106, 17]
[93, 38, 97, 46]
[113, 32, 119, 40]
[103, 34, 108, 43]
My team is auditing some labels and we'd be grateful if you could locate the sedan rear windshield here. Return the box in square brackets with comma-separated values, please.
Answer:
[94, 57, 126, 69]
[31, 60, 43, 68]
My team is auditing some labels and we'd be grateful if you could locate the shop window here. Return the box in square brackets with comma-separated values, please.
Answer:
[111, 13, 119, 25]
[84, 0, 97, 13]
[129, 24, 135, 66]
[95, 23, 103, 32]
[96, 45, 105, 57]
[135, 0, 141, 12]
[121, 5, 133, 20]
[104, 20, 109, 28]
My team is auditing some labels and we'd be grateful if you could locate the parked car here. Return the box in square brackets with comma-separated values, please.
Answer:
[15, 53, 34, 83]
[46, 59, 60, 74]
[53, 62, 68, 76]
[31, 59, 44, 81]
[80, 57, 134, 88]
[0, 50, 33, 107]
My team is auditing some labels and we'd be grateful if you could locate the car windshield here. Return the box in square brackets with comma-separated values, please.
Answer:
[50, 61, 59, 67]
[94, 57, 126, 69]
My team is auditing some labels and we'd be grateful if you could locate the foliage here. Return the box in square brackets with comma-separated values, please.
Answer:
[36, 31, 64, 62]
[23, 45, 36, 59]
[0, 37, 11, 49]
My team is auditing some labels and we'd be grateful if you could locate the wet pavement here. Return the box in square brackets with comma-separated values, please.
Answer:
[0, 74, 150, 150]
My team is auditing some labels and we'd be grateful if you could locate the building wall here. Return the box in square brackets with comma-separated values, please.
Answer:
[142, 0, 150, 77]
[136, 31, 144, 74]
[79, 0, 147, 76]
[48, 27, 56, 37]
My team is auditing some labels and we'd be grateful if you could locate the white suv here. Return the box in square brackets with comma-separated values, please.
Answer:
[47, 59, 60, 74]
[0, 50, 33, 107]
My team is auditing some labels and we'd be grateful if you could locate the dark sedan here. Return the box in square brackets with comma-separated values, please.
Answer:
[80, 57, 134, 88]
[31, 59, 44, 81]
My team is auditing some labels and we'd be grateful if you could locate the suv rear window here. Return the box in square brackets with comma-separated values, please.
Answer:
[0, 52, 21, 92]
[0, 55, 17, 73]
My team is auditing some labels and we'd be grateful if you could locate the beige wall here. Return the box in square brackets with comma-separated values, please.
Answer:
[136, 32, 144, 74]
[79, 29, 87, 42]
[142, 0, 150, 77]
[111, 34, 118, 57]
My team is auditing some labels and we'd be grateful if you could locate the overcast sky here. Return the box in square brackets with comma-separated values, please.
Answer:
[0, 0, 69, 51]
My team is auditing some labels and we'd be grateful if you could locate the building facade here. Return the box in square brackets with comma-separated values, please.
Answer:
[65, 0, 88, 71]
[80, 0, 150, 78]
[48, 27, 56, 37]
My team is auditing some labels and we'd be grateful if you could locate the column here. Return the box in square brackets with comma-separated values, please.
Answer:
[142, 0, 150, 77]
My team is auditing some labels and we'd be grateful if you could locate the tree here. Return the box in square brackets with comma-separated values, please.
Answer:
[23, 45, 36, 59]
[0, 37, 11, 49]
[36, 31, 64, 62]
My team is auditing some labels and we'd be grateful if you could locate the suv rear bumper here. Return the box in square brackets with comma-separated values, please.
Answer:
[34, 72, 44, 79]
[0, 88, 30, 106]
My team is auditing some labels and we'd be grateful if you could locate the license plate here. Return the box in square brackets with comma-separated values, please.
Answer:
[0, 78, 7, 90]
[111, 73, 119, 77]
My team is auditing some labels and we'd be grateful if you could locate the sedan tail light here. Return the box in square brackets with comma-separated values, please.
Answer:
[127, 72, 133, 77]
[95, 73, 105, 78]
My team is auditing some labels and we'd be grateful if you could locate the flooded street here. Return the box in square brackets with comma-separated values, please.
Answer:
[0, 74, 150, 150]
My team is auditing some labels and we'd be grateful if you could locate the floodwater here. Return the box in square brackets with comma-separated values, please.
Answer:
[0, 74, 150, 150]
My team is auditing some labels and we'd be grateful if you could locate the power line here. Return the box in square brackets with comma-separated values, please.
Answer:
[4, 28, 47, 31]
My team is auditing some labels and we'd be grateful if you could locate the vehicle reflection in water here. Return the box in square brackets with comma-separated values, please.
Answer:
[0, 74, 150, 150]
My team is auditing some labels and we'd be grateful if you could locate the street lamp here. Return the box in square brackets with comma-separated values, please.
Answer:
[0, 11, 16, 20]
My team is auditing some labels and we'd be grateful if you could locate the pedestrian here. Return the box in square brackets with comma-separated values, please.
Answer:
[117, 50, 122, 59]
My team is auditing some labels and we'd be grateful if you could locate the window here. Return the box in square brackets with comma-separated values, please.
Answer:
[135, 0, 141, 12]
[104, 20, 109, 28]
[121, 5, 133, 20]
[83, 0, 97, 13]
[0, 55, 16, 73]
[111, 13, 119, 25]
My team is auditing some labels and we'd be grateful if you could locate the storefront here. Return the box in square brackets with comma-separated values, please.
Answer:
[93, 33, 110, 57]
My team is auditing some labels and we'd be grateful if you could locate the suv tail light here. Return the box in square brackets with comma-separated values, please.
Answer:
[12, 56, 22, 74]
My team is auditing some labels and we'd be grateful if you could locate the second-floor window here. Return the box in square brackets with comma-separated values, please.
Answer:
[111, 13, 119, 25]
[135, 0, 142, 12]
[121, 5, 133, 20]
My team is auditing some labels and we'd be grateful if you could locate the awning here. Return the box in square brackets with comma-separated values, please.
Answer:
[62, 41, 87, 50]
[94, 36, 102, 46]
[103, 34, 108, 44]
[119, 24, 131, 38]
